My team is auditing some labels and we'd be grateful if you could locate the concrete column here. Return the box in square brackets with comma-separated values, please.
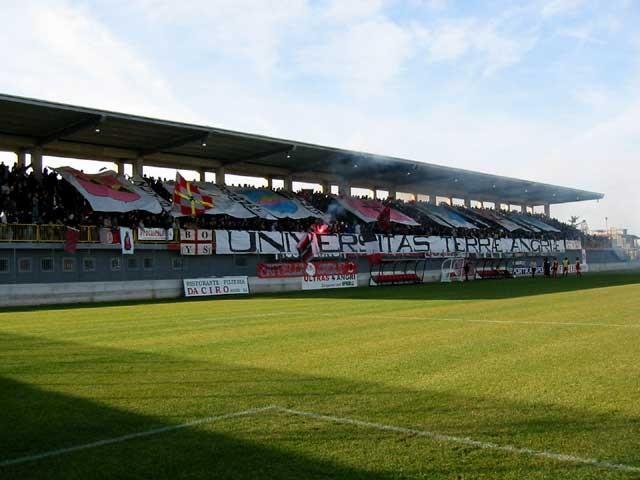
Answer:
[266, 176, 273, 189]
[132, 158, 144, 178]
[116, 162, 124, 175]
[426, 195, 435, 204]
[463, 198, 471, 208]
[198, 169, 206, 182]
[448, 197, 454, 206]
[284, 174, 293, 192]
[387, 190, 396, 200]
[339, 181, 351, 197]
[215, 166, 226, 186]
[30, 147, 43, 178]
[521, 204, 527, 213]
[544, 204, 551, 217]
[16, 150, 26, 168]
[321, 180, 330, 194]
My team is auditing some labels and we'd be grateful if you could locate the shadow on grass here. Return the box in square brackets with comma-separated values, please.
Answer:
[1, 332, 639, 479]
[3, 272, 640, 314]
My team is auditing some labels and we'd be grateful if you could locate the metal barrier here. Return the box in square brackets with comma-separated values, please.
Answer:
[0, 224, 177, 243]
[0, 224, 100, 243]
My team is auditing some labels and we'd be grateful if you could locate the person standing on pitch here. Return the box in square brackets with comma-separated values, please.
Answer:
[543, 257, 551, 277]
[463, 261, 471, 281]
[562, 257, 570, 277]
[529, 258, 538, 278]
[575, 257, 582, 277]
[552, 258, 559, 278]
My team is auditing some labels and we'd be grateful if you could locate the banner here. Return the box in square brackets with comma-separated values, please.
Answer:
[412, 204, 478, 230]
[257, 261, 357, 278]
[312, 233, 566, 257]
[183, 276, 249, 297]
[215, 230, 305, 256]
[164, 182, 259, 219]
[180, 229, 213, 255]
[334, 198, 419, 226]
[131, 176, 172, 213]
[137, 227, 172, 241]
[120, 227, 134, 255]
[58, 167, 162, 213]
[301, 273, 358, 290]
[215, 230, 565, 256]
[565, 239, 583, 250]
[235, 188, 322, 219]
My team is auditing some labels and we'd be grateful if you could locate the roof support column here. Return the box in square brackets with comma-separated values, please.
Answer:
[463, 198, 471, 208]
[116, 162, 125, 175]
[16, 150, 26, 168]
[132, 158, 143, 178]
[387, 189, 396, 200]
[198, 168, 206, 182]
[321, 179, 330, 194]
[284, 174, 293, 192]
[339, 181, 351, 197]
[544, 204, 551, 217]
[215, 166, 226, 186]
[426, 195, 435, 204]
[30, 147, 43, 179]
[266, 176, 273, 189]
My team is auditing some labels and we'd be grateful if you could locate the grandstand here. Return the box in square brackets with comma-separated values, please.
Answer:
[0, 93, 636, 306]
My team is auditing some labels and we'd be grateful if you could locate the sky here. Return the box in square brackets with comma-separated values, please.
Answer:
[0, 0, 639, 233]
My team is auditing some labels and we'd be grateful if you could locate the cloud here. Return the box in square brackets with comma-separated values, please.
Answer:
[0, 1, 191, 120]
[541, 0, 586, 17]
[417, 18, 535, 76]
[134, 0, 310, 77]
[296, 18, 414, 94]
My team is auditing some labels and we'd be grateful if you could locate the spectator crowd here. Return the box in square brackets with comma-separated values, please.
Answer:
[0, 162, 611, 247]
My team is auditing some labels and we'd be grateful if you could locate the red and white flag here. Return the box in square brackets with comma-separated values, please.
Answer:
[172, 173, 214, 216]
[64, 227, 80, 253]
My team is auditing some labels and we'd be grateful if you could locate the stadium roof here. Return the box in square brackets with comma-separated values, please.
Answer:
[0, 93, 603, 205]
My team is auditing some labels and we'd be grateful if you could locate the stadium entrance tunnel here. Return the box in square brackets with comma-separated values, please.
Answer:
[1, 330, 639, 479]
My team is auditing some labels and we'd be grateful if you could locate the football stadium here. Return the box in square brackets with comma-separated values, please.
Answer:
[0, 92, 639, 479]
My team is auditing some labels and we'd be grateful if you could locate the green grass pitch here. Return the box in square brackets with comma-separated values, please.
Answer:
[1, 272, 640, 479]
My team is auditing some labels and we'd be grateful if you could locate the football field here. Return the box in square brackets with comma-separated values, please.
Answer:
[1, 272, 639, 479]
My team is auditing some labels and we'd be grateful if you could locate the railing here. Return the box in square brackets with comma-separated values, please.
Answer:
[0, 224, 99, 243]
[0, 224, 179, 243]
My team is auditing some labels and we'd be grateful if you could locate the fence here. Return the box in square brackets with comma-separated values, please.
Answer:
[0, 224, 99, 243]
[0, 224, 178, 244]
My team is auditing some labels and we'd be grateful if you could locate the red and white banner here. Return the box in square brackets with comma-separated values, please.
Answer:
[257, 261, 357, 278]
[334, 197, 419, 226]
[58, 167, 162, 213]
[180, 229, 213, 255]
[183, 276, 249, 297]
[120, 227, 134, 255]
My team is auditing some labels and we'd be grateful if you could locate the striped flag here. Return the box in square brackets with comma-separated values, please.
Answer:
[172, 173, 213, 216]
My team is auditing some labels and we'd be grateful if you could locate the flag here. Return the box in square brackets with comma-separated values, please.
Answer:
[297, 232, 314, 262]
[172, 173, 214, 216]
[377, 205, 391, 232]
[64, 227, 79, 253]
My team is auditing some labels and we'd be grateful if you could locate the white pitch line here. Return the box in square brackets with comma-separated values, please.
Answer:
[3, 404, 639, 474]
[395, 316, 640, 329]
[0, 405, 275, 468]
[274, 406, 640, 474]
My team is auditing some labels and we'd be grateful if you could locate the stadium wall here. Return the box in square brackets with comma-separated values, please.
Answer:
[0, 244, 637, 307]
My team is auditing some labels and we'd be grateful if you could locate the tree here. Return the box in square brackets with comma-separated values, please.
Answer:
[569, 215, 581, 227]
